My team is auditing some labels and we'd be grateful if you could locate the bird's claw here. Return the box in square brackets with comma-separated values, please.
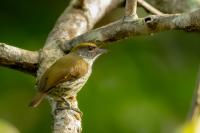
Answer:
[56, 97, 83, 117]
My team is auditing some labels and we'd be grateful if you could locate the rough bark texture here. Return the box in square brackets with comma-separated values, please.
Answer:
[1, 0, 200, 133]
[0, 43, 39, 75]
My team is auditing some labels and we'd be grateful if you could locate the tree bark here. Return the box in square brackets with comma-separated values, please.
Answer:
[0, 43, 38, 75]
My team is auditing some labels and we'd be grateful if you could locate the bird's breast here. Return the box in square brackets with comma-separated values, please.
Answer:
[49, 67, 92, 98]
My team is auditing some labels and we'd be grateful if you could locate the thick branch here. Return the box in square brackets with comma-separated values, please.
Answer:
[0, 43, 39, 75]
[62, 9, 200, 51]
[36, 0, 123, 133]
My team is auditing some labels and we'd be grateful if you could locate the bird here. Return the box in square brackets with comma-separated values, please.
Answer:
[29, 42, 106, 108]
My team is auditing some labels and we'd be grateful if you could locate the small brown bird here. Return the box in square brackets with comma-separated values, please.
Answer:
[29, 43, 106, 108]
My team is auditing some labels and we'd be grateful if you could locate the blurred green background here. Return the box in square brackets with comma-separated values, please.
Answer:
[0, 0, 200, 133]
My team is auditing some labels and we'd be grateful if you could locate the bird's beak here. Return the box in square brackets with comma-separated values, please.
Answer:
[96, 48, 107, 55]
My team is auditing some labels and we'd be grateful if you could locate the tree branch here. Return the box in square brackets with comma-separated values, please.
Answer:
[0, 43, 39, 75]
[125, 0, 138, 20]
[61, 9, 200, 51]
[138, 0, 164, 15]
[35, 0, 123, 133]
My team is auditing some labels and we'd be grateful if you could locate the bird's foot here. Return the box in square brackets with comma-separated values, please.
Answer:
[56, 97, 83, 117]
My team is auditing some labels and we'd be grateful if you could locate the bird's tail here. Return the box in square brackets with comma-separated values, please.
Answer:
[29, 93, 45, 108]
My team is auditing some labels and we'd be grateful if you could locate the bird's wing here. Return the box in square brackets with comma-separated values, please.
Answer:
[38, 54, 88, 93]
[68, 59, 89, 80]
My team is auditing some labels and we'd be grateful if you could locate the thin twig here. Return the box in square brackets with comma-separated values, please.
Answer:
[138, 0, 164, 15]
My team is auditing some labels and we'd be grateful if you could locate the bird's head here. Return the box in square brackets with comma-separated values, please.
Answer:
[71, 43, 107, 62]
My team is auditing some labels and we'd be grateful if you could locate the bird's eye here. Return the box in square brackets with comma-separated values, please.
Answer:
[88, 46, 95, 51]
